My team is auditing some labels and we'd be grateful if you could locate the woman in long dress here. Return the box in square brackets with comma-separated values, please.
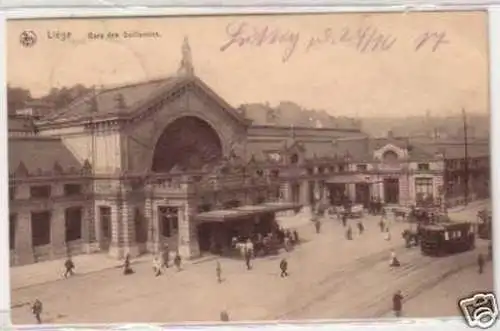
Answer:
[385, 227, 391, 241]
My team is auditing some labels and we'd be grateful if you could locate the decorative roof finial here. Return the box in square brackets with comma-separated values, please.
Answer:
[177, 36, 195, 77]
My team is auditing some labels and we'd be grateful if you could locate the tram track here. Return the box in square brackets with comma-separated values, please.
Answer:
[272, 243, 485, 320]
[271, 244, 408, 319]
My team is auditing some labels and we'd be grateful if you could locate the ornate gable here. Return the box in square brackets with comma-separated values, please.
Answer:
[373, 143, 408, 161]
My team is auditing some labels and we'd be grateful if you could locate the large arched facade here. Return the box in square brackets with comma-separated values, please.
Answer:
[151, 116, 224, 172]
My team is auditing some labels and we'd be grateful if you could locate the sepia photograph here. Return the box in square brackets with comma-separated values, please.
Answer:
[6, 11, 495, 326]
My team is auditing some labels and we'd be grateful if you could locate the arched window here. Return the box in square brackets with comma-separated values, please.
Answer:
[382, 150, 399, 163]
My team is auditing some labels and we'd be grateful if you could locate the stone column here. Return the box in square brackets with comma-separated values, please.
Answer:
[50, 207, 67, 259]
[178, 201, 200, 259]
[82, 203, 99, 253]
[120, 199, 139, 258]
[300, 180, 310, 205]
[322, 182, 329, 205]
[299, 180, 311, 214]
[108, 202, 123, 259]
[93, 204, 103, 250]
[145, 197, 159, 254]
[14, 210, 34, 265]
[347, 184, 356, 202]
[311, 181, 318, 203]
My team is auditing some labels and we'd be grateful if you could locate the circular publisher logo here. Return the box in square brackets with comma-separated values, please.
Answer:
[20, 30, 37, 47]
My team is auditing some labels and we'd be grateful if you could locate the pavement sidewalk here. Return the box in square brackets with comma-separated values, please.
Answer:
[10, 199, 489, 291]
[10, 213, 315, 291]
[10, 253, 151, 291]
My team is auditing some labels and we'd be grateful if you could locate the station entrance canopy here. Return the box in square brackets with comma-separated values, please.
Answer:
[326, 174, 383, 185]
[194, 202, 302, 223]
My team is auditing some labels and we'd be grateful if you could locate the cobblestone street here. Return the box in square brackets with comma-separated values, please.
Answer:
[10, 201, 492, 325]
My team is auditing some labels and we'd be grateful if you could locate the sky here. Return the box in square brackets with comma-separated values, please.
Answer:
[7, 11, 489, 117]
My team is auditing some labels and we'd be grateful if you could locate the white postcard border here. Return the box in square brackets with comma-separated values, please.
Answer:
[0, 5, 497, 331]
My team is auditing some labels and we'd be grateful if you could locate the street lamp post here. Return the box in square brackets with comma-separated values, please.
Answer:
[462, 108, 469, 206]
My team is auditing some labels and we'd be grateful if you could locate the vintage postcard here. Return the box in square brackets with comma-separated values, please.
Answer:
[6, 11, 495, 327]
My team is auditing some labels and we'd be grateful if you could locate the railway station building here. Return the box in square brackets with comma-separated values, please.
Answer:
[8, 40, 490, 265]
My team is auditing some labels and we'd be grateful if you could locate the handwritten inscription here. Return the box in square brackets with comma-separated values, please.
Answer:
[220, 21, 451, 62]
[220, 22, 300, 63]
[305, 26, 397, 54]
[414, 31, 449, 52]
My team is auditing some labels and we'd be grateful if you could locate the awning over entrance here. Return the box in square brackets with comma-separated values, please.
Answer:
[326, 174, 382, 185]
[194, 202, 302, 222]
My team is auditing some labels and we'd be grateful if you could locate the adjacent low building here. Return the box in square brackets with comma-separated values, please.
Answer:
[8, 39, 490, 266]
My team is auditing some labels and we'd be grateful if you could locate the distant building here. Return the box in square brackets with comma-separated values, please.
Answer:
[326, 134, 489, 208]
[14, 100, 54, 118]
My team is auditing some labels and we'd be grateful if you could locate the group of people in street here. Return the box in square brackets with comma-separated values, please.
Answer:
[151, 244, 183, 276]
[30, 244, 185, 324]
[31, 202, 492, 324]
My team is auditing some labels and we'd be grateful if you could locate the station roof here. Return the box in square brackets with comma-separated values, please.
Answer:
[194, 202, 302, 222]
[9, 137, 83, 177]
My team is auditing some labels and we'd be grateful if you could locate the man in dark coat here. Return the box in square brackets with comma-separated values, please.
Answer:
[280, 258, 288, 278]
[379, 218, 385, 232]
[314, 219, 321, 234]
[220, 310, 229, 322]
[32, 299, 43, 324]
[392, 290, 403, 317]
[346, 226, 353, 240]
[478, 253, 485, 274]
[244, 248, 252, 270]
[123, 254, 134, 275]
[174, 252, 182, 271]
[63, 256, 75, 278]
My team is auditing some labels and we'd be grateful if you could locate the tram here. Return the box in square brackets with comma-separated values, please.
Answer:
[419, 221, 475, 256]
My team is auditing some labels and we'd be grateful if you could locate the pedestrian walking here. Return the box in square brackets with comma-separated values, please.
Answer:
[378, 218, 385, 232]
[346, 225, 353, 240]
[216, 260, 222, 283]
[357, 221, 364, 235]
[342, 213, 348, 227]
[478, 253, 485, 274]
[392, 290, 403, 317]
[174, 252, 182, 271]
[280, 258, 288, 278]
[63, 256, 75, 278]
[152, 255, 162, 277]
[31, 299, 43, 324]
[244, 248, 252, 270]
[123, 253, 134, 275]
[220, 310, 229, 322]
[315, 219, 321, 234]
